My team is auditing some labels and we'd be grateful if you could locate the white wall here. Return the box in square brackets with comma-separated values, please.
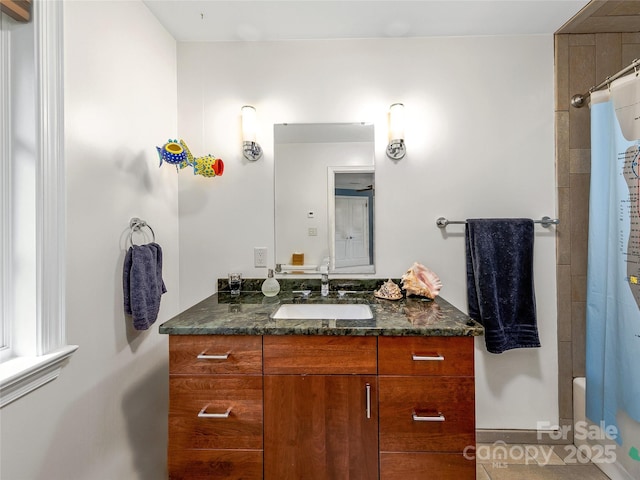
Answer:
[177, 36, 558, 430]
[0, 2, 178, 479]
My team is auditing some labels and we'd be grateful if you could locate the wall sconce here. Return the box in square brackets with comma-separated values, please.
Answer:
[241, 105, 263, 161]
[386, 103, 406, 160]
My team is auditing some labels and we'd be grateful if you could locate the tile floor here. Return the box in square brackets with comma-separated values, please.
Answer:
[476, 443, 611, 480]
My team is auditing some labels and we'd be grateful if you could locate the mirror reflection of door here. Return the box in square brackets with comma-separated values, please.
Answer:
[335, 196, 370, 268]
[332, 170, 374, 272]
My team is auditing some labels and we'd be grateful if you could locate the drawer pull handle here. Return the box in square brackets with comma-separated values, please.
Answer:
[365, 383, 371, 419]
[197, 352, 230, 360]
[412, 354, 444, 361]
[198, 405, 232, 418]
[412, 412, 445, 422]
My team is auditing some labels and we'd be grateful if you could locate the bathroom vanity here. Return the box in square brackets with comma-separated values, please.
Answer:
[159, 286, 483, 480]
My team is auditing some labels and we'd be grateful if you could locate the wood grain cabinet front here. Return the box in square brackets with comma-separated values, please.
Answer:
[263, 336, 378, 480]
[264, 374, 379, 480]
[263, 335, 377, 374]
[167, 334, 476, 479]
[168, 335, 263, 480]
[378, 336, 476, 480]
[169, 375, 263, 450]
[169, 335, 262, 375]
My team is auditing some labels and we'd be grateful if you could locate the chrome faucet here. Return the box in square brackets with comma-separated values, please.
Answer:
[320, 258, 330, 297]
[321, 273, 329, 297]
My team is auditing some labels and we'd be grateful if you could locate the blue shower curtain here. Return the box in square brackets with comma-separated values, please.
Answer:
[586, 73, 640, 445]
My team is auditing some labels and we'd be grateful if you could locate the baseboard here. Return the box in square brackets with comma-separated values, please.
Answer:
[477, 429, 572, 445]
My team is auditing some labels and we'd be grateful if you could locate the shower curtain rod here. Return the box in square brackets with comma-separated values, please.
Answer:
[571, 58, 640, 108]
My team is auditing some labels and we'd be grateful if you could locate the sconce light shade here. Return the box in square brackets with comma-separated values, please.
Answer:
[241, 105, 263, 161]
[386, 103, 406, 160]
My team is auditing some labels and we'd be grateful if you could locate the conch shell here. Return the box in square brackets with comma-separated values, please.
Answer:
[374, 279, 403, 300]
[401, 262, 442, 299]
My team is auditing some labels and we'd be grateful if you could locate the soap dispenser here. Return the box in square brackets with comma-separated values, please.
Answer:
[261, 269, 280, 297]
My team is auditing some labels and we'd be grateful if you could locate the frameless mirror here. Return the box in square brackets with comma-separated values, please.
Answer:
[274, 123, 375, 274]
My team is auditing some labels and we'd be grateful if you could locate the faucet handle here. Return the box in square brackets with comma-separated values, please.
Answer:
[337, 290, 357, 298]
[293, 290, 311, 298]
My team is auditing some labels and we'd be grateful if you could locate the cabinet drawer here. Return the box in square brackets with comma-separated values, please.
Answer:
[170, 335, 262, 375]
[378, 336, 473, 376]
[263, 335, 377, 374]
[168, 449, 263, 480]
[380, 452, 475, 480]
[169, 375, 263, 450]
[379, 376, 475, 452]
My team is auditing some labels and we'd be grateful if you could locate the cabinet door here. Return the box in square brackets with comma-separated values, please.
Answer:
[264, 375, 378, 480]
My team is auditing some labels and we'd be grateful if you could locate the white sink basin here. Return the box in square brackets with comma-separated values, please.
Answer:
[271, 303, 373, 320]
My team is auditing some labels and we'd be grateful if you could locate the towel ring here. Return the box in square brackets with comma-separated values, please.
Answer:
[128, 217, 155, 247]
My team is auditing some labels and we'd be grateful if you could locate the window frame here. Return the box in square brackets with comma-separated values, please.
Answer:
[0, 0, 77, 408]
[1, 2, 10, 360]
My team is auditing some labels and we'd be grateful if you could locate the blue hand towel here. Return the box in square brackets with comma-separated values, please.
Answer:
[123, 242, 167, 330]
[465, 218, 540, 354]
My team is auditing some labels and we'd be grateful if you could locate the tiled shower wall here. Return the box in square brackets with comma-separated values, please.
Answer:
[554, 32, 640, 432]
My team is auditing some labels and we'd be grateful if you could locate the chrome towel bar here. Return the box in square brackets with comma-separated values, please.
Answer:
[436, 216, 559, 229]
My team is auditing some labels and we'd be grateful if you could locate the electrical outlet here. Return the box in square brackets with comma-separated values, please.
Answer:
[254, 247, 268, 268]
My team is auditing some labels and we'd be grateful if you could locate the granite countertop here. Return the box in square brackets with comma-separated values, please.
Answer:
[159, 280, 484, 337]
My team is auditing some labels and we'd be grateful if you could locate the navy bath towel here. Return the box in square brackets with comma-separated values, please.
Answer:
[123, 242, 167, 330]
[465, 219, 540, 354]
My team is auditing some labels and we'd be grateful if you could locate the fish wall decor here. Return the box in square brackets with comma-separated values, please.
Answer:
[156, 139, 224, 178]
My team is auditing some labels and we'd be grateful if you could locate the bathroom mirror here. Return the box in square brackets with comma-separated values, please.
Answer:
[274, 123, 375, 274]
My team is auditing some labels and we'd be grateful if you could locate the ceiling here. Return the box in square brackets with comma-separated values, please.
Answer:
[143, 0, 591, 42]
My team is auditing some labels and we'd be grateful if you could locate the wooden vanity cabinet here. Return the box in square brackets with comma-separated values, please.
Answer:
[378, 336, 476, 480]
[168, 335, 264, 480]
[167, 334, 475, 479]
[263, 336, 379, 480]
